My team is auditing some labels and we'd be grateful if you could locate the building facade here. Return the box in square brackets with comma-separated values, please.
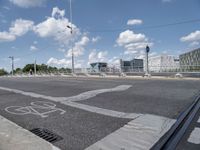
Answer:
[149, 55, 179, 72]
[120, 59, 144, 72]
[179, 48, 200, 71]
[90, 62, 107, 73]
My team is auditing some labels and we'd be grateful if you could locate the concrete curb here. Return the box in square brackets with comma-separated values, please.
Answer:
[0, 115, 61, 150]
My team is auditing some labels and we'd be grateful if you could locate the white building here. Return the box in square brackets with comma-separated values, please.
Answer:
[149, 55, 179, 72]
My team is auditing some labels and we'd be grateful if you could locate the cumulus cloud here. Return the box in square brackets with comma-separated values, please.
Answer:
[47, 57, 71, 67]
[66, 36, 90, 57]
[180, 30, 200, 47]
[0, 32, 15, 42]
[9, 19, 34, 36]
[180, 30, 200, 42]
[33, 7, 80, 45]
[127, 19, 143, 26]
[116, 30, 153, 56]
[30, 45, 38, 51]
[92, 36, 101, 43]
[0, 19, 34, 42]
[9, 0, 46, 8]
[88, 50, 108, 64]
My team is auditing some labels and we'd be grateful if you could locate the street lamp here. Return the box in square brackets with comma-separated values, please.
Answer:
[8, 56, 14, 76]
[146, 45, 150, 74]
[67, 0, 74, 74]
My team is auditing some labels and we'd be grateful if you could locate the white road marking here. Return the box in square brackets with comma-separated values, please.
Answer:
[5, 101, 65, 118]
[0, 85, 136, 119]
[62, 85, 132, 102]
[188, 127, 200, 144]
[85, 114, 176, 150]
[0, 85, 132, 102]
[62, 101, 142, 119]
[197, 116, 200, 123]
[0, 85, 176, 149]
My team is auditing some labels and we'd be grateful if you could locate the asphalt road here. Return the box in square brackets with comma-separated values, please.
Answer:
[0, 77, 199, 150]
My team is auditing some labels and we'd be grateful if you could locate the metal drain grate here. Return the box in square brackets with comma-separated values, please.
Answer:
[30, 128, 63, 143]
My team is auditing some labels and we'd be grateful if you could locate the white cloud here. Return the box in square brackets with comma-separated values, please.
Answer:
[0, 32, 16, 42]
[180, 30, 200, 42]
[52, 7, 65, 18]
[30, 45, 38, 51]
[88, 50, 108, 64]
[47, 57, 71, 67]
[127, 19, 143, 26]
[9, 19, 34, 36]
[189, 41, 199, 47]
[33, 7, 80, 45]
[116, 30, 153, 56]
[108, 56, 120, 67]
[0, 19, 34, 42]
[117, 30, 147, 46]
[180, 30, 200, 47]
[9, 0, 46, 8]
[92, 36, 101, 43]
[66, 36, 90, 57]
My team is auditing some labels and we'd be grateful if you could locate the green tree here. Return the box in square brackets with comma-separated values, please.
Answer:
[0, 69, 8, 76]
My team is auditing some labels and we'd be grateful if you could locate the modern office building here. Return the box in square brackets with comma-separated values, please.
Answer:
[179, 48, 200, 71]
[90, 62, 107, 72]
[149, 55, 179, 72]
[120, 59, 144, 72]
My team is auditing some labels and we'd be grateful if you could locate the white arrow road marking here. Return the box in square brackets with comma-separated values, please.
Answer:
[85, 114, 176, 150]
[188, 127, 200, 144]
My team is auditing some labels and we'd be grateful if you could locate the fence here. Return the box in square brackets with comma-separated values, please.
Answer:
[3, 65, 200, 78]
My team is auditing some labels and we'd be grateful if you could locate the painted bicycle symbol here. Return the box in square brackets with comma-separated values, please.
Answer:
[5, 101, 66, 118]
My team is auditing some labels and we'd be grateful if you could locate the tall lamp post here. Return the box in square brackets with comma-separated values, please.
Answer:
[146, 45, 150, 74]
[67, 0, 74, 74]
[9, 56, 14, 76]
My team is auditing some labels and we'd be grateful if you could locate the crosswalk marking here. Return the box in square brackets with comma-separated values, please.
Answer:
[188, 127, 200, 144]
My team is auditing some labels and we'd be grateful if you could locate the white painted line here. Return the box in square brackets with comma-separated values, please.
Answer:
[0, 85, 137, 119]
[63, 101, 142, 119]
[0, 115, 60, 150]
[197, 116, 200, 123]
[188, 127, 200, 144]
[85, 114, 176, 150]
[62, 85, 132, 102]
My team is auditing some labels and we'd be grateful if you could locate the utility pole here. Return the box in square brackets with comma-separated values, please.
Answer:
[8, 56, 14, 76]
[34, 59, 37, 76]
[67, 0, 74, 74]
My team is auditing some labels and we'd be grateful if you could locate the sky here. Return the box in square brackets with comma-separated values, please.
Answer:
[0, 0, 200, 71]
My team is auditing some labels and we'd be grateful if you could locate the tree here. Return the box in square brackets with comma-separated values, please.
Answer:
[0, 69, 8, 76]
[22, 64, 34, 72]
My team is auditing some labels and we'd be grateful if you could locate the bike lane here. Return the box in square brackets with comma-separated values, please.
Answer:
[0, 90, 129, 150]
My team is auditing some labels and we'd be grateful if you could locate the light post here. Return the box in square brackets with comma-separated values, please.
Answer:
[67, 0, 74, 74]
[8, 56, 14, 76]
[146, 45, 150, 74]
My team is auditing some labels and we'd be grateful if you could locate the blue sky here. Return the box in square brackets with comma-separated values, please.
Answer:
[0, 0, 200, 70]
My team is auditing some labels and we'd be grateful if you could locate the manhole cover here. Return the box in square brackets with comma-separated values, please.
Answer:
[30, 128, 63, 143]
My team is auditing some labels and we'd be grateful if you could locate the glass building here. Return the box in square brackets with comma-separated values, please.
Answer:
[179, 48, 200, 72]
